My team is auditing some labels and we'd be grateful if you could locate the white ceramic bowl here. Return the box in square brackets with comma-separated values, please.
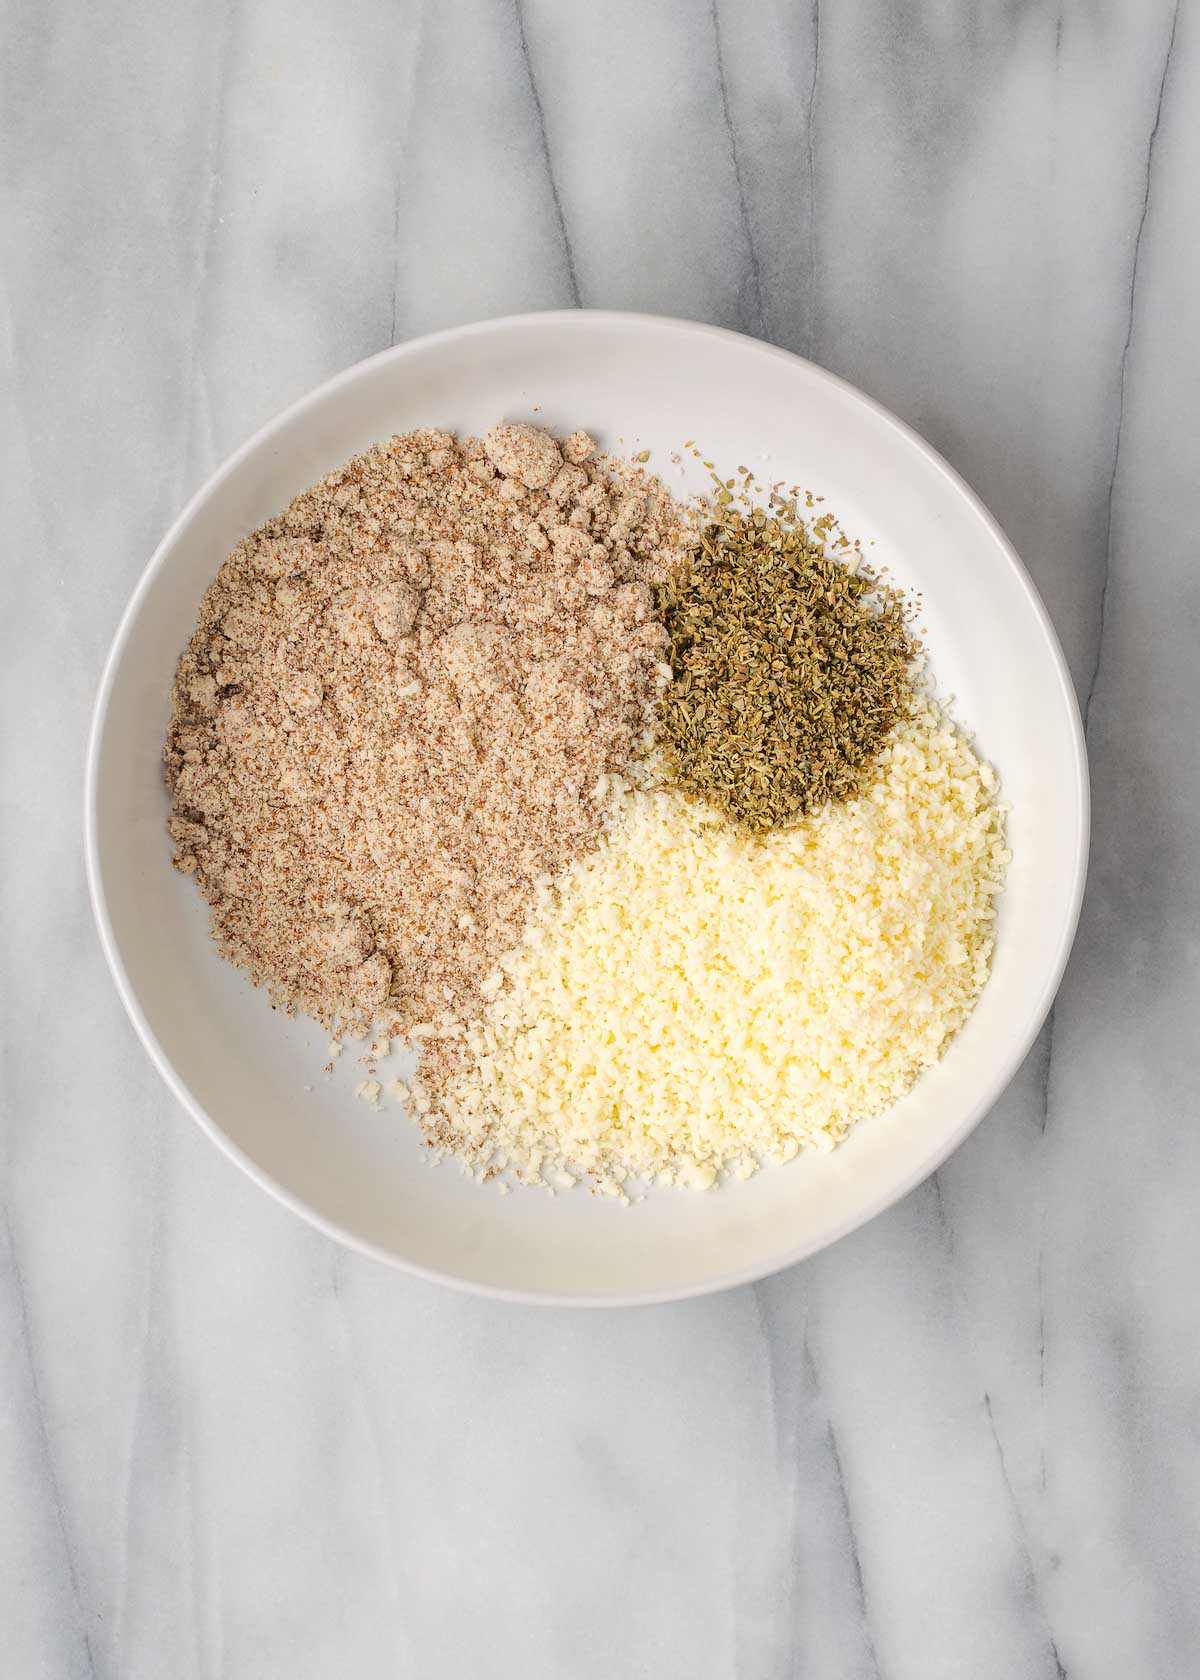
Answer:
[86, 311, 1088, 1305]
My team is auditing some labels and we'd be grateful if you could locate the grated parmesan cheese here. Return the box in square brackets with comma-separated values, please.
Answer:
[430, 699, 1009, 1188]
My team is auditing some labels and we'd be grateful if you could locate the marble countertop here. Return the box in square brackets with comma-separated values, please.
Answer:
[4, 1, 1198, 1674]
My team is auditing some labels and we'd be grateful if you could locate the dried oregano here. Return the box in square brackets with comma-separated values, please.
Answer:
[653, 490, 916, 831]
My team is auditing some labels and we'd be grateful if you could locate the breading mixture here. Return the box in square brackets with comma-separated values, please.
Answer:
[164, 422, 1009, 1196]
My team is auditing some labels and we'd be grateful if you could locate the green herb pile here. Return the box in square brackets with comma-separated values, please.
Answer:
[654, 495, 915, 832]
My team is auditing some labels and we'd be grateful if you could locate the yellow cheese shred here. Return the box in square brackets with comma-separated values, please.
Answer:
[433, 698, 1009, 1192]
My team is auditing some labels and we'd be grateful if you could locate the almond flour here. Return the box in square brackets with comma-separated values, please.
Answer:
[164, 423, 682, 1033]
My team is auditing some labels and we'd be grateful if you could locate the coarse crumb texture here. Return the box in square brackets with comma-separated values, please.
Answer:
[164, 423, 682, 1031]
[420, 699, 1008, 1191]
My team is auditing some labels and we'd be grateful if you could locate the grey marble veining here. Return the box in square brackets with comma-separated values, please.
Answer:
[3, 1, 1198, 1675]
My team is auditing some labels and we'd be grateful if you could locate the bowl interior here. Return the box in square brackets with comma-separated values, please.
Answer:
[87, 313, 1086, 1303]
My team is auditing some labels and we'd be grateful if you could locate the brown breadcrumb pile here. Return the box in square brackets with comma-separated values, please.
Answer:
[164, 422, 681, 1032]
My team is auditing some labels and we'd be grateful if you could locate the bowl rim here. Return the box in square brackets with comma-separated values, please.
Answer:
[83, 308, 1090, 1307]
